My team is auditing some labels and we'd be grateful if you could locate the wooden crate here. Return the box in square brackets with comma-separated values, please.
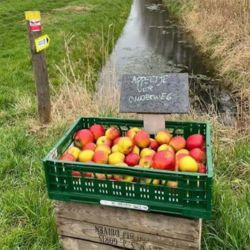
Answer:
[55, 202, 202, 250]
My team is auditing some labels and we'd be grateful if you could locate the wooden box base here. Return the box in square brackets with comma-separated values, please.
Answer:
[55, 202, 202, 250]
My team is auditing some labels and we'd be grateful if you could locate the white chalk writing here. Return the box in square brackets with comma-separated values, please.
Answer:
[128, 92, 172, 104]
[131, 75, 171, 94]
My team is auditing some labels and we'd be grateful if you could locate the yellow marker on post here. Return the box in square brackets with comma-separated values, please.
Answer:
[35, 34, 50, 53]
[25, 11, 41, 21]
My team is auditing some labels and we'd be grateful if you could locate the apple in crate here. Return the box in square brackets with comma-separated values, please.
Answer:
[198, 163, 207, 173]
[176, 149, 189, 156]
[95, 173, 106, 180]
[74, 129, 94, 148]
[93, 151, 108, 164]
[186, 134, 205, 150]
[83, 142, 96, 151]
[67, 146, 81, 160]
[123, 176, 134, 182]
[108, 152, 125, 165]
[114, 162, 128, 181]
[145, 179, 160, 185]
[152, 151, 175, 170]
[190, 148, 205, 162]
[78, 150, 94, 162]
[117, 137, 134, 154]
[169, 136, 186, 151]
[105, 127, 120, 140]
[95, 144, 111, 155]
[139, 155, 153, 168]
[149, 138, 159, 151]
[175, 152, 189, 170]
[167, 181, 178, 188]
[60, 153, 76, 161]
[113, 137, 121, 145]
[140, 148, 155, 158]
[83, 171, 94, 178]
[126, 127, 141, 140]
[155, 130, 172, 145]
[132, 145, 140, 155]
[111, 144, 119, 153]
[179, 156, 198, 172]
[125, 153, 140, 166]
[157, 144, 175, 154]
[134, 130, 150, 148]
[96, 136, 112, 147]
[89, 124, 105, 140]
[72, 171, 81, 177]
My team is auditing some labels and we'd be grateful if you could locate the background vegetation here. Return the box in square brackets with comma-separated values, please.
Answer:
[0, 0, 131, 248]
[163, 0, 250, 88]
[163, 0, 250, 249]
[0, 0, 249, 249]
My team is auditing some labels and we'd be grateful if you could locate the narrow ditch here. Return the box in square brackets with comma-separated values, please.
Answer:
[99, 0, 237, 124]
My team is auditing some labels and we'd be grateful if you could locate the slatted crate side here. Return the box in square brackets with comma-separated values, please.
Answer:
[44, 117, 212, 219]
[55, 202, 202, 250]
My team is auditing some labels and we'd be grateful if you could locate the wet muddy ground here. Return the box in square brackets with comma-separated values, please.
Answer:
[99, 0, 236, 123]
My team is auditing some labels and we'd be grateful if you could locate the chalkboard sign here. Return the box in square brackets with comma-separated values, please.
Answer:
[119, 73, 189, 114]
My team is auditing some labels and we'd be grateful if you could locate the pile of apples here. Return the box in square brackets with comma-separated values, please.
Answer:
[60, 124, 207, 183]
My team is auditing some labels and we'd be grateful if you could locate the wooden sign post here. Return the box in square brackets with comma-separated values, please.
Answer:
[25, 11, 51, 124]
[120, 74, 189, 133]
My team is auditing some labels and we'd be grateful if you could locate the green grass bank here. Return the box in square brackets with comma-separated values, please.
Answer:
[163, 1, 250, 249]
[0, 0, 131, 248]
[163, 0, 250, 88]
[0, 0, 249, 249]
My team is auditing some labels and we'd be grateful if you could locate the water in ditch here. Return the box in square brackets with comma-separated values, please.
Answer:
[99, 0, 236, 123]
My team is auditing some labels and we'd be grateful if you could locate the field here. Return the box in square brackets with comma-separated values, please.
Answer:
[163, 0, 250, 249]
[0, 0, 131, 248]
[163, 0, 250, 88]
[0, 0, 250, 249]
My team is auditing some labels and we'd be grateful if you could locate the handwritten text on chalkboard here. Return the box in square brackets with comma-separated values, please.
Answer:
[120, 74, 189, 113]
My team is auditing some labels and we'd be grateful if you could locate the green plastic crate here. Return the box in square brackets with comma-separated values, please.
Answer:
[43, 117, 213, 219]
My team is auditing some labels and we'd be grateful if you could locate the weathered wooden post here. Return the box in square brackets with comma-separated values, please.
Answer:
[25, 11, 51, 123]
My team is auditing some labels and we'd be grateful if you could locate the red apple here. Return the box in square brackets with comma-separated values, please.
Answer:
[186, 134, 204, 150]
[149, 138, 159, 151]
[83, 142, 96, 151]
[113, 175, 123, 181]
[93, 151, 108, 164]
[125, 153, 140, 166]
[72, 171, 81, 177]
[169, 136, 186, 151]
[89, 124, 105, 140]
[198, 163, 207, 173]
[105, 127, 121, 141]
[74, 129, 94, 148]
[190, 148, 205, 162]
[126, 127, 141, 140]
[134, 130, 150, 148]
[60, 153, 76, 161]
[83, 172, 94, 178]
[113, 137, 121, 145]
[152, 151, 175, 170]
[95, 173, 106, 179]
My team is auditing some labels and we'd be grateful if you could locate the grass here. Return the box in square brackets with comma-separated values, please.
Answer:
[163, 0, 250, 88]
[0, 0, 131, 249]
[163, 1, 250, 248]
[204, 133, 250, 249]
[1, 0, 250, 249]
